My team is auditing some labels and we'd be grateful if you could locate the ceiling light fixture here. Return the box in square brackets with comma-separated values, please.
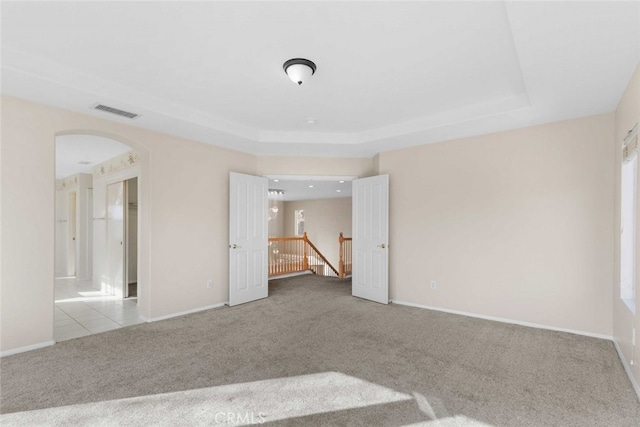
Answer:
[268, 189, 285, 196]
[283, 58, 316, 86]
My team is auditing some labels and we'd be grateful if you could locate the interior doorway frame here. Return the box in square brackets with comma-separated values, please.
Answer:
[104, 168, 141, 303]
[53, 130, 151, 322]
[230, 173, 366, 304]
[124, 177, 139, 299]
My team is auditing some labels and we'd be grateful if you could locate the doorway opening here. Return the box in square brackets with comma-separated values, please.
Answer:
[54, 134, 143, 342]
[125, 177, 138, 298]
[265, 174, 355, 281]
[228, 172, 389, 306]
[105, 176, 138, 299]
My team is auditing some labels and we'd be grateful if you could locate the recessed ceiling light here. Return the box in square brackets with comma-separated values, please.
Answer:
[308, 184, 314, 188]
[339, 180, 345, 183]
[336, 189, 341, 193]
[273, 179, 279, 182]
[306, 118, 317, 125]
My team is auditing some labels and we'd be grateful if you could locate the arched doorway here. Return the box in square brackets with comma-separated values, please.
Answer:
[54, 132, 148, 341]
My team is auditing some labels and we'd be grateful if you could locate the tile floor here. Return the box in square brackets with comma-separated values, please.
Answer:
[54, 278, 144, 342]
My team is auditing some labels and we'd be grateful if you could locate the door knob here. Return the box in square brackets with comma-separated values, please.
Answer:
[378, 243, 386, 249]
[229, 244, 241, 249]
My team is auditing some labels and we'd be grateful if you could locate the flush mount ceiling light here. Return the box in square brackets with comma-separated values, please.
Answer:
[283, 58, 316, 85]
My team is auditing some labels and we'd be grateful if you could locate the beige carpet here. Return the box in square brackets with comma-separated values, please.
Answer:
[1, 275, 639, 426]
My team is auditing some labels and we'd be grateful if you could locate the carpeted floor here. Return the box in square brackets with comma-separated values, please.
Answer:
[1, 275, 639, 426]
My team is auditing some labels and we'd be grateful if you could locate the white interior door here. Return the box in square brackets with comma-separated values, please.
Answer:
[229, 172, 268, 306]
[107, 181, 125, 298]
[352, 174, 389, 304]
[86, 188, 93, 279]
[68, 192, 77, 276]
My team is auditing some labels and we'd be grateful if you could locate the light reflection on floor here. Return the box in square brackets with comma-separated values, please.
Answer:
[54, 277, 142, 341]
[0, 372, 495, 426]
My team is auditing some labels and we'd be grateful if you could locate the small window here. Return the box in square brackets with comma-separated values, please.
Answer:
[621, 126, 638, 314]
[295, 209, 305, 236]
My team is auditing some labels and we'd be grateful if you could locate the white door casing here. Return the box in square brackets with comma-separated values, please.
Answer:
[68, 192, 77, 277]
[229, 172, 268, 306]
[86, 188, 93, 279]
[352, 174, 389, 304]
[107, 181, 125, 298]
[124, 178, 138, 298]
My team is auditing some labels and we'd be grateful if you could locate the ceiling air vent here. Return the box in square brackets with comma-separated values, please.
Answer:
[92, 104, 139, 119]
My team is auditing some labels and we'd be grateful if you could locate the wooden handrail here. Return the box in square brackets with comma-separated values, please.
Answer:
[338, 232, 352, 279]
[268, 232, 340, 278]
[304, 233, 339, 276]
[268, 235, 305, 276]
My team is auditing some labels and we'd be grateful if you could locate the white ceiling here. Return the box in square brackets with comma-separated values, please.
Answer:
[2, 2, 639, 159]
[266, 175, 355, 201]
[55, 135, 131, 179]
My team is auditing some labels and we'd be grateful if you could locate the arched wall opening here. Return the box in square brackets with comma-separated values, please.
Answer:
[54, 130, 151, 323]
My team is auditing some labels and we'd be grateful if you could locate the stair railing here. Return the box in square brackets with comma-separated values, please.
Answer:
[268, 232, 339, 278]
[338, 232, 352, 279]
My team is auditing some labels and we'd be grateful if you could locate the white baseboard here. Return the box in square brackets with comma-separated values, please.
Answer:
[613, 339, 640, 402]
[0, 340, 55, 358]
[147, 302, 227, 322]
[390, 300, 613, 341]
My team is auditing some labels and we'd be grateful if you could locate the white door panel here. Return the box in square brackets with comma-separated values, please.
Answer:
[68, 192, 77, 277]
[229, 172, 268, 306]
[107, 181, 125, 298]
[352, 174, 389, 304]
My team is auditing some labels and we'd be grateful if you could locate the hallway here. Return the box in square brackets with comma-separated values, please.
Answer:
[54, 278, 143, 342]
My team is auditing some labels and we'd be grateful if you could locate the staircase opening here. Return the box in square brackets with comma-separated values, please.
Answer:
[265, 175, 355, 280]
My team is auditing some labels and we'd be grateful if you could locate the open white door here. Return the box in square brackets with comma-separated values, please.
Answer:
[352, 174, 389, 304]
[107, 181, 125, 298]
[67, 192, 78, 277]
[229, 172, 268, 306]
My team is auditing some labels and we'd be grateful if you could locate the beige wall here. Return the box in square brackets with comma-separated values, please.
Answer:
[2, 98, 57, 351]
[613, 62, 640, 392]
[0, 95, 256, 353]
[379, 113, 615, 336]
[145, 134, 255, 317]
[268, 200, 285, 237]
[283, 198, 352, 268]
[257, 156, 376, 178]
